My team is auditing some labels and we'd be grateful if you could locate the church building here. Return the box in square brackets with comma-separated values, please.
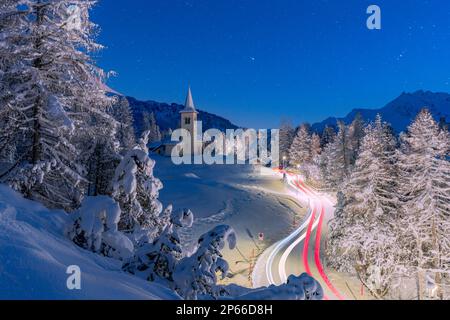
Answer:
[150, 87, 203, 157]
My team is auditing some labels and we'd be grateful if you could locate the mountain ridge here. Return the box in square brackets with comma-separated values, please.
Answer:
[124, 90, 450, 137]
[311, 90, 450, 133]
[126, 96, 239, 137]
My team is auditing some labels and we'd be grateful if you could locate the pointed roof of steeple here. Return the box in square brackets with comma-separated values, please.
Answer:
[185, 86, 195, 109]
[180, 86, 198, 113]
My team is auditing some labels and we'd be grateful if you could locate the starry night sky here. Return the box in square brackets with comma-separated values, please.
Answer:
[92, 0, 450, 128]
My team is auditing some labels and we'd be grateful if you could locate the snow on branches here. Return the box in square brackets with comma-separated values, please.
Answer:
[289, 124, 311, 166]
[327, 110, 450, 299]
[0, 0, 115, 209]
[327, 115, 401, 298]
[173, 225, 237, 300]
[397, 109, 450, 300]
[66, 196, 134, 260]
[122, 208, 194, 286]
[112, 131, 163, 233]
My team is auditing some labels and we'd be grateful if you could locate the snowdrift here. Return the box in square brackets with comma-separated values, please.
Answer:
[0, 185, 179, 300]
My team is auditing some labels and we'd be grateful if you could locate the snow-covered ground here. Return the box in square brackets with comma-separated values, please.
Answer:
[0, 185, 179, 300]
[153, 155, 308, 288]
[0, 155, 314, 298]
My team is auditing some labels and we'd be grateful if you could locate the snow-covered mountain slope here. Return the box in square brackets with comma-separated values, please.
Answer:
[0, 185, 179, 300]
[312, 90, 450, 133]
[127, 96, 239, 137]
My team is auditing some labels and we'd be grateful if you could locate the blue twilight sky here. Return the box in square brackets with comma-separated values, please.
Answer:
[91, 0, 450, 128]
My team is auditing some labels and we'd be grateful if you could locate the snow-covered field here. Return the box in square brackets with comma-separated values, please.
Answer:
[0, 185, 178, 300]
[153, 155, 308, 287]
[0, 156, 310, 298]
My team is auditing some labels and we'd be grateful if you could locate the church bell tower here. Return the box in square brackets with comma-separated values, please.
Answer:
[180, 87, 201, 155]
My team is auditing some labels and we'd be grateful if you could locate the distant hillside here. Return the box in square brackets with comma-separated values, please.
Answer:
[127, 96, 239, 137]
[312, 90, 450, 133]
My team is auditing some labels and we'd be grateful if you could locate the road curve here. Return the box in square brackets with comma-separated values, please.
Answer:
[252, 169, 345, 300]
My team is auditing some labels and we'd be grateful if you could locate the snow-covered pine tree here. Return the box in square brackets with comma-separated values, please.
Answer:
[110, 96, 136, 154]
[319, 121, 352, 188]
[397, 109, 450, 300]
[327, 115, 400, 299]
[80, 135, 121, 197]
[0, 0, 114, 210]
[122, 208, 194, 286]
[76, 96, 121, 197]
[279, 120, 295, 163]
[348, 112, 365, 165]
[321, 125, 336, 147]
[288, 124, 311, 167]
[66, 195, 134, 260]
[173, 225, 237, 300]
[143, 112, 161, 143]
[0, 1, 23, 163]
[318, 126, 336, 185]
[78, 96, 136, 198]
[112, 131, 163, 236]
[305, 133, 323, 182]
[310, 133, 322, 159]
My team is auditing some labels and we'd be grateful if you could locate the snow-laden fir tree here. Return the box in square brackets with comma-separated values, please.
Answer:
[310, 133, 322, 159]
[397, 109, 450, 300]
[76, 97, 121, 197]
[348, 112, 365, 165]
[289, 124, 311, 166]
[306, 133, 322, 182]
[0, 0, 114, 210]
[318, 143, 332, 186]
[110, 96, 136, 154]
[122, 208, 194, 287]
[78, 96, 135, 196]
[278, 120, 295, 163]
[80, 135, 121, 196]
[319, 121, 352, 188]
[112, 131, 163, 236]
[143, 112, 161, 143]
[173, 225, 237, 300]
[321, 125, 336, 147]
[66, 195, 134, 260]
[327, 115, 400, 299]
[318, 125, 336, 186]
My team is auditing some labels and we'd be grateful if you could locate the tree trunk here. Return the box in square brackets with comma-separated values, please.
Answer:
[431, 215, 444, 300]
[435, 272, 444, 300]
[31, 96, 42, 165]
[31, 1, 45, 165]
[415, 234, 424, 300]
[94, 148, 101, 196]
[416, 269, 424, 300]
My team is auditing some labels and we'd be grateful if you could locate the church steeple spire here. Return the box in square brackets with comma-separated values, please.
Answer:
[181, 86, 198, 113]
[185, 86, 195, 109]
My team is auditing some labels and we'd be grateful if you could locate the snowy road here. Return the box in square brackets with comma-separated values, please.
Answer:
[252, 169, 346, 300]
